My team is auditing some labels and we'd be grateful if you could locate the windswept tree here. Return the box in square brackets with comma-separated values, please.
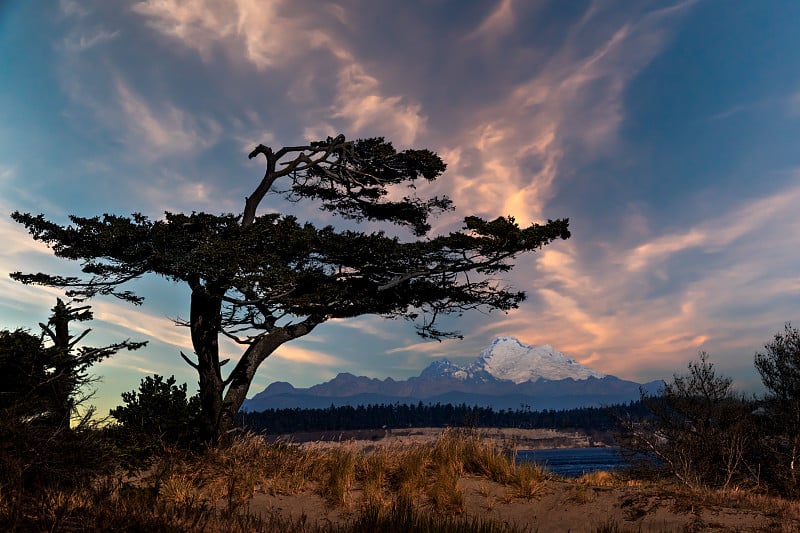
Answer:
[11, 135, 570, 443]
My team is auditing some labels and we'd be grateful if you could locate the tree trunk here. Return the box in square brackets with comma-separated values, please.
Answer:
[190, 286, 225, 444]
[217, 317, 322, 440]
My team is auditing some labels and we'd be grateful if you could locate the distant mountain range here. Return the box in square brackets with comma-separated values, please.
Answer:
[243, 336, 663, 412]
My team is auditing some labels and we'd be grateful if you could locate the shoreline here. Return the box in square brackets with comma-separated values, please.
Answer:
[263, 426, 599, 451]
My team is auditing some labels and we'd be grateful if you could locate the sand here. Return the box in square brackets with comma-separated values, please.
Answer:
[243, 428, 799, 532]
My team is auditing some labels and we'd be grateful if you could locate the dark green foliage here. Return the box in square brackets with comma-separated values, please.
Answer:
[754, 323, 800, 494]
[239, 401, 638, 436]
[0, 300, 143, 507]
[1, 299, 145, 427]
[0, 328, 53, 413]
[109, 374, 202, 453]
[11, 134, 570, 444]
[617, 329, 800, 497]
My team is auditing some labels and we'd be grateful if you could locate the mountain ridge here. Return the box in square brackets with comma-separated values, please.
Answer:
[243, 336, 662, 412]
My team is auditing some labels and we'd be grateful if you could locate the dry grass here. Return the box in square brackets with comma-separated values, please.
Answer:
[568, 484, 597, 504]
[577, 470, 624, 487]
[358, 448, 391, 510]
[656, 481, 800, 522]
[392, 443, 432, 507]
[512, 462, 545, 500]
[4, 429, 800, 531]
[316, 446, 358, 507]
[428, 463, 465, 513]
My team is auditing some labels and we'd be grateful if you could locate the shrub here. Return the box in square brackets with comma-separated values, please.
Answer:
[108, 374, 202, 462]
[618, 353, 757, 490]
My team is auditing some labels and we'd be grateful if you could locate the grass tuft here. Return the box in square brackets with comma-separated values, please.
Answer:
[512, 462, 545, 500]
[317, 445, 357, 507]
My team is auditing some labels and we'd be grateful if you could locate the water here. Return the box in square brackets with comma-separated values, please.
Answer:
[516, 447, 627, 478]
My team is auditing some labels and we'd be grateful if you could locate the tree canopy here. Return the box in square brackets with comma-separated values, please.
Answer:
[11, 135, 570, 443]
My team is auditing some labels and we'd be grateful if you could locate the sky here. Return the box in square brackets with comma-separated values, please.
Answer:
[3, 0, 800, 416]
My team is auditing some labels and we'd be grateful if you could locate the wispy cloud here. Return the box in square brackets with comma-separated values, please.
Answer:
[626, 182, 800, 273]
[272, 344, 348, 367]
[468, 0, 516, 40]
[0, 166, 14, 185]
[62, 28, 120, 51]
[59, 0, 89, 18]
[132, 0, 426, 147]
[385, 338, 461, 356]
[131, 0, 342, 69]
[519, 178, 800, 380]
[427, 2, 693, 228]
[332, 64, 426, 147]
[113, 79, 222, 160]
[26, 0, 787, 395]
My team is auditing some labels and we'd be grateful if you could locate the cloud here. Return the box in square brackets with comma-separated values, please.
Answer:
[132, 0, 427, 147]
[90, 302, 192, 351]
[468, 0, 515, 40]
[272, 344, 347, 367]
[332, 64, 427, 147]
[113, 79, 222, 160]
[329, 316, 399, 340]
[0, 166, 14, 185]
[426, 2, 693, 228]
[133, 168, 241, 215]
[0, 200, 82, 327]
[519, 178, 800, 381]
[385, 338, 461, 356]
[626, 182, 800, 273]
[59, 0, 89, 18]
[28, 0, 782, 395]
[63, 28, 120, 51]
[131, 0, 342, 69]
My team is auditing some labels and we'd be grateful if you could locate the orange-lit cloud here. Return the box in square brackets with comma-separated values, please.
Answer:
[333, 64, 426, 147]
[272, 344, 348, 367]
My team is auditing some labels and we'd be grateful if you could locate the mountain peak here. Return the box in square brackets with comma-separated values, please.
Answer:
[420, 358, 464, 379]
[242, 337, 646, 413]
[472, 336, 605, 383]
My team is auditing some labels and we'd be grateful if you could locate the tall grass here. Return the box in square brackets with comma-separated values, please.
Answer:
[317, 446, 358, 507]
[4, 428, 795, 531]
[358, 448, 391, 510]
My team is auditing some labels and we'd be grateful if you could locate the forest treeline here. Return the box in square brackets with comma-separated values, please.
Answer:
[238, 401, 651, 434]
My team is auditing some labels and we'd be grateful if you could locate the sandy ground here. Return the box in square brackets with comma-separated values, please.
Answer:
[247, 477, 792, 532]
[244, 428, 799, 532]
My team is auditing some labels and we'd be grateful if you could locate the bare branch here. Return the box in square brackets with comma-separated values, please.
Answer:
[180, 351, 200, 370]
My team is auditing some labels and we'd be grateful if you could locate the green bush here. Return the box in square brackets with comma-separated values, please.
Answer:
[109, 374, 202, 458]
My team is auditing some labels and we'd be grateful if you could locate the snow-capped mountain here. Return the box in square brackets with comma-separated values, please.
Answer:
[243, 336, 662, 412]
[418, 358, 464, 379]
[416, 336, 604, 383]
[469, 336, 605, 383]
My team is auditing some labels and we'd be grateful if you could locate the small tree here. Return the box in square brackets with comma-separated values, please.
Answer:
[0, 300, 144, 491]
[0, 299, 145, 429]
[619, 353, 755, 489]
[754, 323, 800, 492]
[109, 374, 201, 450]
[11, 135, 570, 444]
